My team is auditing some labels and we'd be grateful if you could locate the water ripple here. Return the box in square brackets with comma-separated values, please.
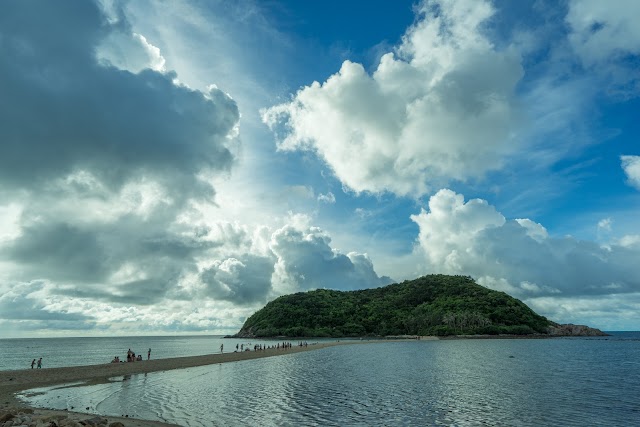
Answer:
[19, 338, 640, 426]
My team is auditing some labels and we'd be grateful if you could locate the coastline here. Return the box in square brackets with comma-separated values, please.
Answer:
[0, 338, 424, 426]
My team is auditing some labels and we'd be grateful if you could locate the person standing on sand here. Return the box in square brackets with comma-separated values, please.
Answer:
[220, 343, 223, 353]
[37, 358, 42, 369]
[31, 359, 35, 369]
[148, 348, 151, 360]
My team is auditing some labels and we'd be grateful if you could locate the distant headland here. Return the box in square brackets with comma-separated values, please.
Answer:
[232, 275, 607, 338]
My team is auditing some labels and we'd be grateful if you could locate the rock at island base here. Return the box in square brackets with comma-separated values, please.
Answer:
[547, 323, 608, 336]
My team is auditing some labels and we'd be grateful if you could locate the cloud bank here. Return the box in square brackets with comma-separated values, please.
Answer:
[411, 189, 640, 326]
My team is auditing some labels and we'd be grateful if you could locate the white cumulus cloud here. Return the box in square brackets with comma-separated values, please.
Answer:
[262, 0, 523, 197]
[269, 223, 392, 294]
[318, 192, 336, 204]
[598, 218, 613, 232]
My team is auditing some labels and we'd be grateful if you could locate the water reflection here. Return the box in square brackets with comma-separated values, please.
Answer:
[19, 339, 640, 426]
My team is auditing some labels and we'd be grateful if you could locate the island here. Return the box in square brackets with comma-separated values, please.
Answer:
[1, 275, 608, 426]
[233, 275, 607, 338]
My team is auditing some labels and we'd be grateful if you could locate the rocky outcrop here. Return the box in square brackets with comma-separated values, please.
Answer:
[229, 327, 257, 339]
[547, 323, 608, 336]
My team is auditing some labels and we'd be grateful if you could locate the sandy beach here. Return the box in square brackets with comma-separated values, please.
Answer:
[1, 338, 431, 426]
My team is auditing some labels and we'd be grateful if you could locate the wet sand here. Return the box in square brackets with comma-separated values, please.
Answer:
[1, 338, 432, 426]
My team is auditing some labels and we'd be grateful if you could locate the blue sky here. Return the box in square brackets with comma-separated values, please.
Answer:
[0, 0, 639, 337]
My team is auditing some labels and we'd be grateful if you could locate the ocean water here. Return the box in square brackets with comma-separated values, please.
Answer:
[13, 332, 640, 426]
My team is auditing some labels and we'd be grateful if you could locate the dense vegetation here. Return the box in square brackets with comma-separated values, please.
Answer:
[235, 275, 551, 337]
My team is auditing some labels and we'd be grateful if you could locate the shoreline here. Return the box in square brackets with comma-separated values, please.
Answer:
[0, 338, 424, 426]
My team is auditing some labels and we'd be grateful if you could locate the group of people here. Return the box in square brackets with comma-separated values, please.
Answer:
[30, 358, 42, 369]
[228, 341, 308, 353]
[127, 348, 143, 362]
[232, 343, 262, 352]
[110, 348, 151, 363]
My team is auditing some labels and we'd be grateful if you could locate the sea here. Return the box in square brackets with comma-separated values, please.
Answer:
[2, 333, 639, 426]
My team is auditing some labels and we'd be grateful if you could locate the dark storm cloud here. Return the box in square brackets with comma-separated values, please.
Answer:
[0, 0, 242, 310]
[6, 222, 110, 283]
[201, 254, 275, 305]
[3, 214, 220, 304]
[56, 277, 179, 305]
[0, 0, 239, 198]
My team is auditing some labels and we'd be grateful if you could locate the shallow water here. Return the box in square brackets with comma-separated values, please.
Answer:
[18, 334, 640, 426]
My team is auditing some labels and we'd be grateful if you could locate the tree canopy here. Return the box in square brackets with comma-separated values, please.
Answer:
[234, 275, 551, 337]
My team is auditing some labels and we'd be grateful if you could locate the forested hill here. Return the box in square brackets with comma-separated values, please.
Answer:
[234, 275, 553, 338]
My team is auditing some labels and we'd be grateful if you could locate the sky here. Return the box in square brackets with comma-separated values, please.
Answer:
[0, 0, 639, 338]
